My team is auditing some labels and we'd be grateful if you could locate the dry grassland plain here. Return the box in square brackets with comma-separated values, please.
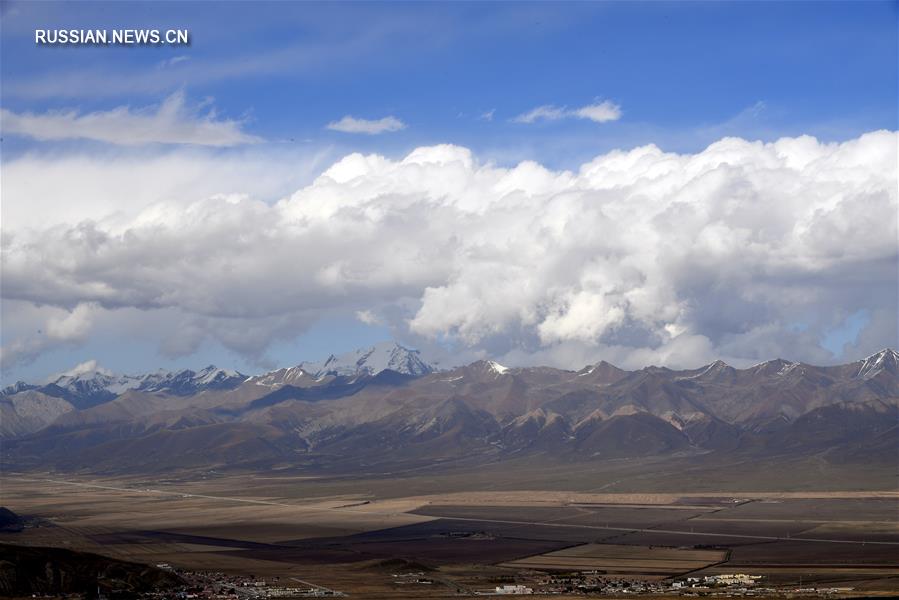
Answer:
[500, 543, 727, 575]
[1, 472, 898, 597]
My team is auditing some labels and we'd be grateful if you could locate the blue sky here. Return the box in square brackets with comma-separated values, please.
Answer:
[1, 1, 897, 382]
[3, 2, 896, 159]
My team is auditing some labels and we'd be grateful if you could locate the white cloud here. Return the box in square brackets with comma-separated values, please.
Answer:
[480, 109, 496, 122]
[326, 115, 406, 135]
[45, 302, 97, 342]
[1, 302, 99, 371]
[355, 310, 382, 325]
[573, 101, 623, 123]
[46, 359, 112, 383]
[1, 146, 330, 231]
[537, 291, 626, 345]
[1, 131, 896, 370]
[513, 100, 622, 124]
[158, 55, 190, 68]
[0, 91, 261, 146]
[513, 105, 567, 123]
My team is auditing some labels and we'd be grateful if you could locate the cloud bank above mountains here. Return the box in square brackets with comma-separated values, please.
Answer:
[2, 130, 896, 372]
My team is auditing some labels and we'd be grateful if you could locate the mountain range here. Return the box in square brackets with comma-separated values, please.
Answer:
[2, 343, 897, 474]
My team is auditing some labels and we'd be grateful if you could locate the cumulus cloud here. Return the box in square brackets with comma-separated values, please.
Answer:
[1, 146, 330, 231]
[1, 131, 896, 370]
[573, 101, 622, 123]
[1, 302, 99, 371]
[513, 100, 622, 124]
[0, 91, 261, 146]
[46, 359, 111, 383]
[45, 302, 98, 342]
[326, 115, 406, 134]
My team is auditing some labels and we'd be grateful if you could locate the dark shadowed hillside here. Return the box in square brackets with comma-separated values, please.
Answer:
[0, 544, 183, 596]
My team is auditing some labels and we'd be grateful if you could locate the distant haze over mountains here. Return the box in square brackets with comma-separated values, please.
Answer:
[2, 342, 433, 408]
[2, 343, 896, 475]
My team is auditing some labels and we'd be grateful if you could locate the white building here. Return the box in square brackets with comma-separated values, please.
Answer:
[705, 573, 763, 586]
[494, 584, 533, 595]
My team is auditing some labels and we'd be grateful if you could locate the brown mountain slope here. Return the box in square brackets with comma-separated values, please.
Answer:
[2, 349, 896, 474]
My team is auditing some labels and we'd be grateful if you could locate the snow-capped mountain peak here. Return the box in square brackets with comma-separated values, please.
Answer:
[297, 341, 436, 378]
[487, 360, 509, 375]
[678, 359, 733, 381]
[50, 369, 140, 396]
[856, 348, 899, 380]
[247, 366, 311, 387]
[463, 359, 512, 378]
[195, 366, 241, 385]
[0, 381, 39, 396]
[136, 367, 246, 394]
[2, 363, 247, 408]
[749, 358, 798, 377]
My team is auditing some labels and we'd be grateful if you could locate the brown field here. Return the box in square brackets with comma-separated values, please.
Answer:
[500, 543, 726, 575]
[2, 471, 898, 597]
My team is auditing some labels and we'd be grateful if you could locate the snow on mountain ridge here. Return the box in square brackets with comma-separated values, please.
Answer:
[136, 366, 246, 394]
[0, 381, 38, 396]
[3, 365, 248, 402]
[51, 370, 141, 396]
[298, 341, 435, 378]
[856, 348, 899, 380]
[195, 366, 242, 385]
[484, 360, 509, 375]
[8, 347, 897, 403]
[247, 366, 310, 387]
[4, 343, 434, 399]
[747, 358, 798, 377]
[676, 359, 732, 381]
